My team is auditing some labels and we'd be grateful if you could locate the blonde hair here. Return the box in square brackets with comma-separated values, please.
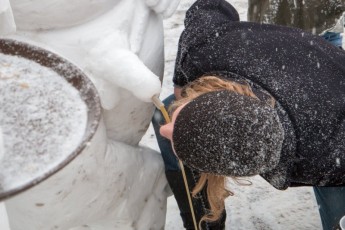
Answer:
[171, 75, 259, 111]
[170, 76, 267, 228]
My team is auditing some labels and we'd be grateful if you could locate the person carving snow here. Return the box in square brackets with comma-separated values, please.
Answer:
[153, 0, 345, 229]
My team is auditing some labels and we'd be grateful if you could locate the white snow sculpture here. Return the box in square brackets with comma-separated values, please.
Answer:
[0, 0, 180, 229]
[0, 127, 4, 162]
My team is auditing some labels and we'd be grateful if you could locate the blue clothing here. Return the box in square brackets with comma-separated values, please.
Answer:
[314, 187, 345, 230]
[321, 32, 343, 49]
[152, 94, 180, 172]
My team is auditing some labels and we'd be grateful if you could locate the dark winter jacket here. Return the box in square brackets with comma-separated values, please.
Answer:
[173, 0, 345, 190]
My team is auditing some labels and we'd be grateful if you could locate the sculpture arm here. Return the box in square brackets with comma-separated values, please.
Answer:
[144, 0, 180, 18]
[88, 46, 161, 105]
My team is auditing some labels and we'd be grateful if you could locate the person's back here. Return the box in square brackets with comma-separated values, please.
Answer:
[173, 0, 345, 190]
[166, 1, 345, 229]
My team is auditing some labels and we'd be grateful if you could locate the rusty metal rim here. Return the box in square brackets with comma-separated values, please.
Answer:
[0, 38, 102, 201]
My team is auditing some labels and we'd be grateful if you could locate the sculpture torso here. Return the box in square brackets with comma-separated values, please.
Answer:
[9, 0, 169, 144]
[0, 0, 180, 229]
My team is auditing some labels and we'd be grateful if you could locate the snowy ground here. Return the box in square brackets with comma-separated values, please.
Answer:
[140, 0, 327, 229]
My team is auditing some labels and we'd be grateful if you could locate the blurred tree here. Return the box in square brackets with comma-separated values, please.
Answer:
[248, 0, 345, 34]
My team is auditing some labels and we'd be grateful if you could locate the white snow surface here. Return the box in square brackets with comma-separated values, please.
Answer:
[0, 126, 4, 161]
[140, 0, 327, 229]
[0, 53, 88, 191]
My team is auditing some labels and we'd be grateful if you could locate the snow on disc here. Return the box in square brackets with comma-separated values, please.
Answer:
[0, 53, 88, 191]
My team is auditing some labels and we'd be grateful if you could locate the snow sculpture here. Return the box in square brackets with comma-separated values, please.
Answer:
[0, 0, 180, 229]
